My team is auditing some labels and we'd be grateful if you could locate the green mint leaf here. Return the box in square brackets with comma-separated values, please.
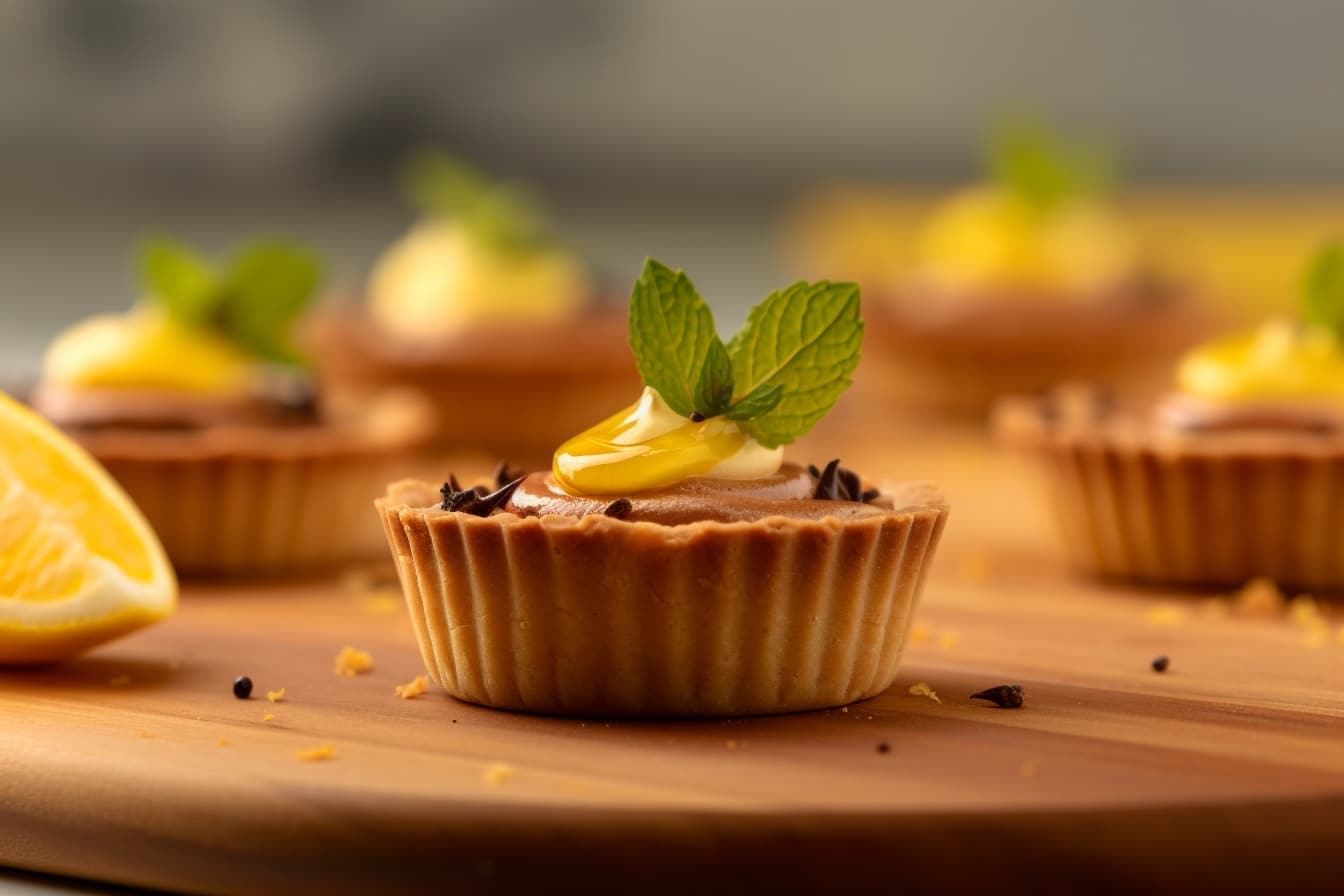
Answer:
[400, 150, 546, 253]
[139, 236, 218, 324]
[215, 241, 323, 366]
[693, 337, 735, 417]
[629, 259, 722, 418]
[988, 118, 1112, 212]
[725, 280, 862, 449]
[1302, 242, 1344, 337]
[723, 383, 783, 421]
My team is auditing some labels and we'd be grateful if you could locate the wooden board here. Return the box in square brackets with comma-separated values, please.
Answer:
[2, 413, 1343, 895]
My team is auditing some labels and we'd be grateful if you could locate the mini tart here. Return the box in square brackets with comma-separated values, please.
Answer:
[35, 388, 432, 577]
[377, 468, 948, 718]
[995, 386, 1344, 591]
[309, 308, 641, 467]
[866, 279, 1213, 416]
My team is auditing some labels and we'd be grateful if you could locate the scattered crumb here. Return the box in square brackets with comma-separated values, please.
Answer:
[956, 552, 992, 584]
[262, 713, 276, 722]
[1304, 629, 1329, 650]
[909, 625, 931, 644]
[937, 631, 960, 649]
[1288, 596, 1328, 631]
[726, 739, 739, 750]
[394, 674, 430, 699]
[334, 646, 375, 677]
[296, 744, 335, 762]
[1151, 655, 1170, 673]
[970, 684, 1025, 708]
[1231, 577, 1285, 618]
[217, 738, 230, 746]
[108, 675, 131, 687]
[1019, 759, 1038, 778]
[267, 688, 286, 703]
[482, 762, 515, 786]
[1144, 605, 1188, 627]
[840, 706, 849, 713]
[908, 682, 941, 704]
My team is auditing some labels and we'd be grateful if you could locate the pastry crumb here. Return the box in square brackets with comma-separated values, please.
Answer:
[937, 631, 960, 649]
[334, 646, 375, 677]
[262, 713, 276, 722]
[267, 688, 286, 703]
[394, 674, 430, 699]
[296, 744, 335, 762]
[108, 675, 131, 686]
[909, 625, 931, 644]
[482, 762, 515, 786]
[1231, 577, 1285, 617]
[908, 682, 941, 704]
[1144, 605, 1188, 627]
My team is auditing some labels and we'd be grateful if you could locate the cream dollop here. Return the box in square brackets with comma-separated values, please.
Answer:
[367, 220, 589, 338]
[552, 387, 783, 496]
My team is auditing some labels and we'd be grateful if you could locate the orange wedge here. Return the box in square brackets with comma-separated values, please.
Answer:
[0, 391, 175, 663]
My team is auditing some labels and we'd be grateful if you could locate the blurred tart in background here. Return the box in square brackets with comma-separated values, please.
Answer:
[31, 236, 431, 577]
[310, 152, 639, 468]
[378, 259, 948, 717]
[995, 243, 1344, 591]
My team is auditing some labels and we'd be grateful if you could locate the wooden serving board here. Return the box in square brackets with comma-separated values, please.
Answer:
[2, 414, 1343, 895]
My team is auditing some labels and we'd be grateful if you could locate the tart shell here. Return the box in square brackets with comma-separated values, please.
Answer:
[377, 479, 949, 718]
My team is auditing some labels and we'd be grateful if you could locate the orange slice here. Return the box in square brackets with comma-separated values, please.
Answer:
[0, 391, 175, 663]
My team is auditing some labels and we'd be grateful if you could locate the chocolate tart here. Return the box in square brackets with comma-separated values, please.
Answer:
[309, 309, 641, 467]
[995, 386, 1344, 591]
[376, 464, 949, 717]
[34, 387, 432, 577]
[866, 278, 1213, 416]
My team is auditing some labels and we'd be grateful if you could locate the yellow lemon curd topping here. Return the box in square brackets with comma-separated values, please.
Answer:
[1177, 318, 1344, 402]
[368, 220, 589, 338]
[42, 307, 255, 394]
[553, 387, 783, 496]
[916, 186, 1138, 295]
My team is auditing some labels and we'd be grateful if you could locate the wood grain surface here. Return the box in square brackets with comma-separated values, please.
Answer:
[1, 407, 1342, 895]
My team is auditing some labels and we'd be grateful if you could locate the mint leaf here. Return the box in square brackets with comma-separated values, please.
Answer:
[723, 383, 782, 421]
[725, 280, 862, 449]
[693, 337, 734, 418]
[215, 241, 322, 366]
[1302, 242, 1344, 338]
[629, 259, 723, 418]
[139, 236, 218, 324]
[988, 118, 1111, 212]
[400, 150, 546, 253]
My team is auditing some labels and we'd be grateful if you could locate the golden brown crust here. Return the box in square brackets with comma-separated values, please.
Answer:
[377, 477, 949, 717]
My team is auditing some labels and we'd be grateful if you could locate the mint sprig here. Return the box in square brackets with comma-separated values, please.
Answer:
[627, 258, 862, 449]
[988, 118, 1112, 212]
[400, 150, 547, 253]
[1302, 242, 1344, 339]
[137, 236, 323, 366]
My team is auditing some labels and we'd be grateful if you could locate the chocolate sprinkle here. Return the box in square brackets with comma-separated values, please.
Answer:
[1151, 655, 1170, 673]
[808, 459, 881, 503]
[603, 498, 633, 519]
[440, 476, 526, 516]
[970, 684, 1024, 709]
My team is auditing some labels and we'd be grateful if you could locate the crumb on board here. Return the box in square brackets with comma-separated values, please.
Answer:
[263, 713, 276, 722]
[394, 674, 430, 699]
[937, 631, 960, 649]
[296, 744, 335, 762]
[482, 762, 515, 786]
[956, 551, 992, 584]
[909, 625, 931, 644]
[267, 688, 286, 703]
[908, 682, 941, 704]
[335, 646, 375, 677]
[1231, 577, 1285, 618]
[108, 675, 131, 687]
[1144, 605, 1188, 628]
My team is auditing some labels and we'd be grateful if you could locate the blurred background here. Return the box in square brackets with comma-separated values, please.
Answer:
[4, 0, 1344, 380]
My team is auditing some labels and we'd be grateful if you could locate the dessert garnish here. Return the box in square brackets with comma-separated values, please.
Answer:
[402, 150, 548, 254]
[970, 684, 1025, 709]
[988, 117, 1110, 215]
[1151, 655, 1171, 673]
[602, 498, 633, 519]
[233, 676, 253, 699]
[552, 259, 862, 496]
[808, 459, 882, 503]
[438, 474, 525, 514]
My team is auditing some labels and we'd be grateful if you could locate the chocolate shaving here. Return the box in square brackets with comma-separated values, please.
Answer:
[440, 476, 526, 516]
[970, 684, 1024, 709]
[493, 461, 525, 490]
[808, 459, 881, 504]
[603, 498, 633, 519]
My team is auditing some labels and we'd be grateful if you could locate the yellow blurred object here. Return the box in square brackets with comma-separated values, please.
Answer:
[42, 307, 254, 394]
[0, 391, 176, 663]
[552, 386, 781, 496]
[1178, 319, 1344, 401]
[915, 186, 1139, 294]
[368, 219, 589, 338]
